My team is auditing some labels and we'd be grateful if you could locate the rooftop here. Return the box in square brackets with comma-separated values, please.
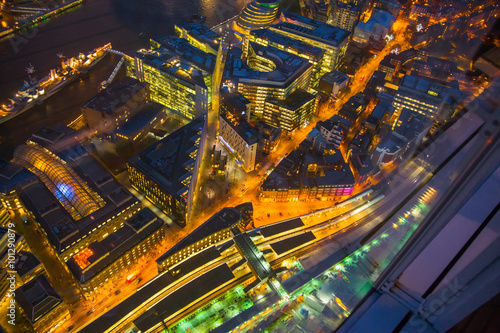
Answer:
[150, 36, 216, 73]
[128, 117, 204, 200]
[174, 22, 220, 50]
[272, 11, 351, 48]
[14, 251, 42, 278]
[82, 77, 147, 114]
[15, 275, 63, 324]
[156, 205, 246, 264]
[116, 102, 165, 140]
[16, 125, 138, 254]
[135, 47, 209, 88]
[220, 112, 259, 145]
[266, 88, 316, 110]
[67, 208, 162, 283]
[0, 158, 35, 195]
[224, 45, 312, 88]
[321, 70, 350, 85]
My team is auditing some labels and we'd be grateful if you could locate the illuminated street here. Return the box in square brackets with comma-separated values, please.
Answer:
[0, 1, 498, 333]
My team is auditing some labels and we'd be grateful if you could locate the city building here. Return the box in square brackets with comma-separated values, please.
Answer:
[316, 114, 352, 148]
[259, 145, 355, 202]
[81, 77, 149, 137]
[13, 126, 140, 261]
[263, 88, 318, 132]
[273, 11, 351, 74]
[219, 109, 260, 173]
[245, 28, 325, 89]
[15, 274, 70, 332]
[224, 45, 313, 116]
[235, 0, 280, 33]
[156, 203, 253, 272]
[174, 22, 221, 55]
[374, 0, 401, 17]
[348, 149, 375, 186]
[364, 100, 393, 132]
[318, 70, 350, 97]
[310, 0, 330, 22]
[254, 121, 282, 155]
[331, 1, 361, 32]
[378, 54, 401, 80]
[127, 117, 204, 227]
[67, 208, 165, 295]
[353, 10, 395, 46]
[338, 93, 367, 123]
[371, 109, 431, 165]
[393, 75, 464, 122]
[126, 37, 214, 120]
[0, 158, 36, 212]
[115, 102, 167, 144]
[220, 90, 251, 122]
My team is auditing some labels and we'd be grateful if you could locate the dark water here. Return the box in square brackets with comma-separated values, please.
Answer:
[0, 0, 249, 159]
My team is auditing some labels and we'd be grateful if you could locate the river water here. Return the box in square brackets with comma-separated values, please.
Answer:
[0, 0, 249, 158]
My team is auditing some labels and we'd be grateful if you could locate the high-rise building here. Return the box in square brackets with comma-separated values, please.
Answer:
[244, 28, 325, 89]
[331, 1, 361, 32]
[272, 11, 351, 74]
[235, 0, 280, 33]
[224, 46, 313, 116]
[219, 111, 260, 173]
[127, 117, 204, 227]
[263, 89, 318, 132]
[126, 37, 215, 120]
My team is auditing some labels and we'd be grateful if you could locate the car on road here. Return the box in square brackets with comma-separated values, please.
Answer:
[67, 325, 74, 331]
[114, 290, 121, 295]
[21, 216, 28, 225]
[87, 309, 95, 315]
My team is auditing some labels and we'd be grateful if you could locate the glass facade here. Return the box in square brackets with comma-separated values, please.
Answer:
[13, 143, 104, 220]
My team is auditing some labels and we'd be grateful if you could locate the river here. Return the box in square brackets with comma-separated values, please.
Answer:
[0, 0, 249, 159]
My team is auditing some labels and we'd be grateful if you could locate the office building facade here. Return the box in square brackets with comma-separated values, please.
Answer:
[67, 208, 165, 295]
[244, 29, 325, 89]
[126, 38, 215, 120]
[272, 11, 351, 74]
[331, 1, 361, 32]
[263, 89, 318, 132]
[224, 46, 313, 116]
[219, 112, 259, 173]
[127, 118, 204, 227]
